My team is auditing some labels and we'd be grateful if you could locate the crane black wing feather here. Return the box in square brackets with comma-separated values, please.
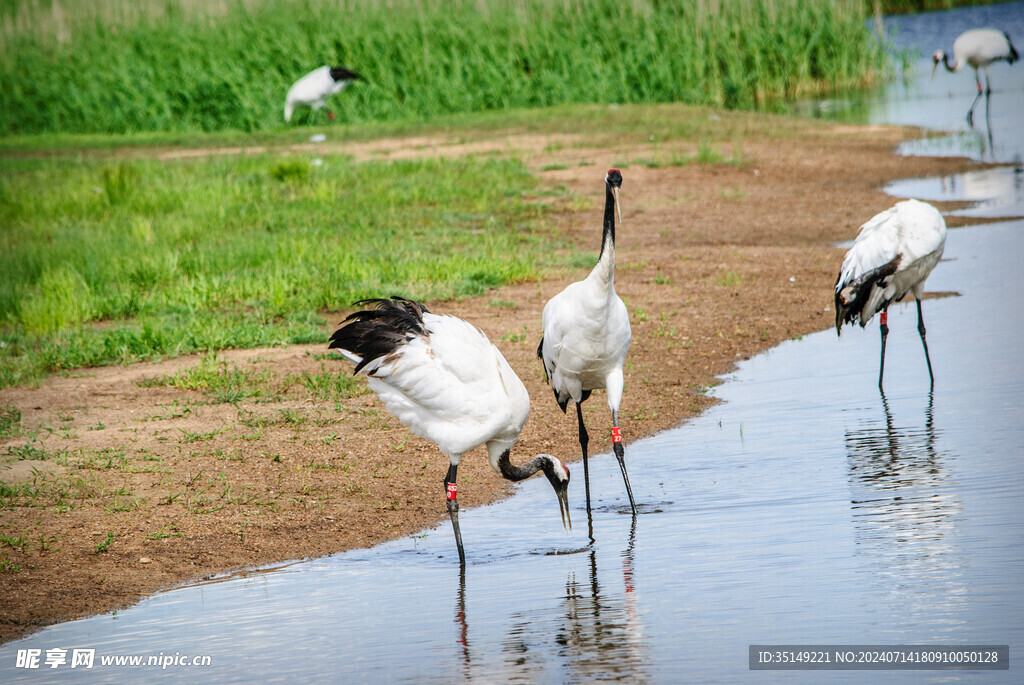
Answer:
[329, 297, 430, 374]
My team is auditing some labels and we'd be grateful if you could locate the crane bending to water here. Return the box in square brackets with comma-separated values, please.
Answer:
[932, 28, 1019, 125]
[330, 297, 571, 565]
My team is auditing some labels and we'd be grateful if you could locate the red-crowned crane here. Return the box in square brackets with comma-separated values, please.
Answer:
[330, 297, 571, 566]
[284, 65, 361, 123]
[537, 169, 636, 527]
[834, 199, 947, 390]
[932, 28, 1019, 125]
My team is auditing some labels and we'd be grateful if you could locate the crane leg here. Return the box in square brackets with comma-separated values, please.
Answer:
[576, 402, 594, 540]
[444, 463, 466, 566]
[916, 298, 935, 388]
[878, 310, 890, 390]
[611, 410, 637, 517]
[968, 74, 983, 126]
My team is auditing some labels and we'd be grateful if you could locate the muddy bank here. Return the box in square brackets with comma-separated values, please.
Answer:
[0, 117, 986, 643]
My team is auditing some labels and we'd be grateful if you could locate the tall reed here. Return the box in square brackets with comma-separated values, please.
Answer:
[0, 0, 889, 135]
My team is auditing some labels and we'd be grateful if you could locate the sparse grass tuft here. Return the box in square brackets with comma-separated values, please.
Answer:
[290, 365, 367, 401]
[141, 354, 270, 403]
[94, 532, 114, 553]
[0, 404, 22, 437]
[715, 271, 745, 288]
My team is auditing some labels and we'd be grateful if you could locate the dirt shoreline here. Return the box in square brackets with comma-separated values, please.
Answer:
[0, 116, 992, 644]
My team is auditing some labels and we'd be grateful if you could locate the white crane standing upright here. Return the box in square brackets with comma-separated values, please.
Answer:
[834, 199, 947, 390]
[330, 296, 571, 566]
[284, 65, 361, 123]
[932, 28, 1019, 125]
[538, 169, 636, 524]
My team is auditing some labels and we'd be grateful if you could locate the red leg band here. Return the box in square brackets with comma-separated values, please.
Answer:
[880, 312, 887, 326]
[612, 426, 623, 443]
[446, 483, 457, 501]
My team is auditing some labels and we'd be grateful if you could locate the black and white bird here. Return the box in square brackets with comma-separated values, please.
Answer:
[932, 28, 1019, 125]
[284, 65, 361, 123]
[537, 169, 636, 523]
[329, 297, 571, 566]
[834, 199, 947, 390]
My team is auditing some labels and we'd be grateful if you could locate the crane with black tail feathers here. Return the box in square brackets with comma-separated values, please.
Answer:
[834, 199, 947, 390]
[329, 296, 571, 566]
[537, 169, 636, 529]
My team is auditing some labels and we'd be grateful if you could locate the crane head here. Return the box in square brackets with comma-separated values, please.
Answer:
[606, 169, 623, 226]
[329, 66, 362, 82]
[539, 455, 572, 531]
[931, 50, 944, 80]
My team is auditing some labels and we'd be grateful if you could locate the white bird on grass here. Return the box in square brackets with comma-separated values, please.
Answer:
[834, 199, 947, 390]
[284, 65, 361, 123]
[329, 296, 571, 566]
[537, 169, 636, 527]
[932, 28, 1019, 125]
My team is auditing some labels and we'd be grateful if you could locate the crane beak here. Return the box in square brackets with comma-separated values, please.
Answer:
[556, 481, 571, 531]
[930, 60, 939, 81]
[611, 186, 621, 226]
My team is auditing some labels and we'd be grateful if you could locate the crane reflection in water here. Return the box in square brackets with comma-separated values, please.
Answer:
[845, 391, 968, 633]
[451, 520, 648, 682]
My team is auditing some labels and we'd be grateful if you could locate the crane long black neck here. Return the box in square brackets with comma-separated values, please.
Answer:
[939, 52, 956, 72]
[497, 450, 548, 482]
[598, 183, 616, 261]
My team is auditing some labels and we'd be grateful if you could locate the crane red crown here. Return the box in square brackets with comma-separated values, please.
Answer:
[607, 168, 621, 175]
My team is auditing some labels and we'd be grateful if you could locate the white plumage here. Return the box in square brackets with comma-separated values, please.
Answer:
[330, 297, 570, 565]
[354, 311, 528, 463]
[538, 169, 636, 522]
[284, 65, 361, 122]
[834, 199, 947, 388]
[539, 270, 631, 410]
[932, 28, 1019, 124]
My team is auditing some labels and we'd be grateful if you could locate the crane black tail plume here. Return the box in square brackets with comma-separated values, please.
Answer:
[329, 296, 429, 374]
[1006, 32, 1019, 63]
[834, 257, 900, 334]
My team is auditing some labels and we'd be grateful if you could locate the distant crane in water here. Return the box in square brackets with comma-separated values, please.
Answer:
[330, 296, 571, 566]
[284, 65, 361, 122]
[537, 169, 636, 525]
[932, 28, 1019, 125]
[834, 199, 947, 390]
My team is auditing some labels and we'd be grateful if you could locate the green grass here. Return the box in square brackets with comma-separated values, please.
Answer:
[874, 0, 1005, 14]
[0, 151, 553, 386]
[0, 96, 803, 388]
[0, 0, 891, 136]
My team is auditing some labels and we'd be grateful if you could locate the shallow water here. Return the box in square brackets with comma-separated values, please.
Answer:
[2, 224, 1020, 684]
[3, 5, 1023, 683]
[797, 0, 1024, 167]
